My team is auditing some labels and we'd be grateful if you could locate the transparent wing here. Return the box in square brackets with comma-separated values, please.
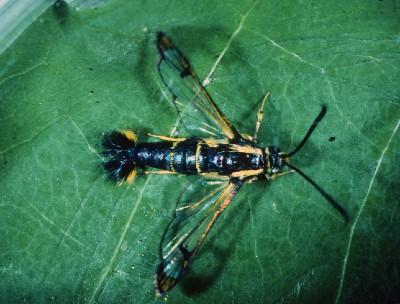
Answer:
[155, 178, 243, 295]
[156, 32, 242, 140]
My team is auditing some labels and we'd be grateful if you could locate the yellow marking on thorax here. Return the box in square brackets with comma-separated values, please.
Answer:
[203, 138, 229, 147]
[230, 169, 264, 178]
[229, 144, 263, 155]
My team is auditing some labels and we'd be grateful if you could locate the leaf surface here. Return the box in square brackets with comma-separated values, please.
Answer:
[0, 1, 399, 303]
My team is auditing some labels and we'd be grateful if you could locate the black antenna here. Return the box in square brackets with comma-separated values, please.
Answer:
[287, 106, 327, 157]
[286, 163, 349, 222]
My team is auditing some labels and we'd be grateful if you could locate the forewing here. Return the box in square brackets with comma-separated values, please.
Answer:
[155, 178, 243, 295]
[157, 32, 241, 140]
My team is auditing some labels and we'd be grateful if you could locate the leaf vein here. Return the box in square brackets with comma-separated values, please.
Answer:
[247, 199, 265, 296]
[0, 118, 62, 154]
[28, 202, 84, 247]
[202, 0, 260, 86]
[57, 175, 104, 249]
[0, 61, 47, 87]
[69, 116, 101, 158]
[334, 118, 400, 304]
[326, 79, 380, 149]
[88, 177, 152, 303]
[247, 29, 325, 73]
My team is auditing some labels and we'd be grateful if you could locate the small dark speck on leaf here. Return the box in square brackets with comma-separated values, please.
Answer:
[90, 90, 94, 94]
[329, 136, 336, 142]
[89, 67, 94, 71]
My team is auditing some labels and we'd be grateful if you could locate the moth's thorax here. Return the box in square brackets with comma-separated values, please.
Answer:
[197, 140, 265, 175]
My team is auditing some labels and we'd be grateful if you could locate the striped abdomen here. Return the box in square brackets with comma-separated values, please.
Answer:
[135, 140, 197, 174]
[102, 131, 266, 183]
[135, 139, 266, 175]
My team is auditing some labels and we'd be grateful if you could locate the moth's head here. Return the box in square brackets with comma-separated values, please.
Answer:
[265, 146, 288, 177]
[265, 106, 328, 179]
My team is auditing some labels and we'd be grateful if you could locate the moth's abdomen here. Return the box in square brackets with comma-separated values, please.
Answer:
[168, 140, 198, 173]
[134, 140, 198, 174]
[102, 135, 266, 181]
[134, 142, 172, 170]
[101, 130, 137, 184]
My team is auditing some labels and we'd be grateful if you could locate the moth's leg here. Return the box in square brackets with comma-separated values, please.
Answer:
[253, 92, 270, 141]
[267, 169, 295, 180]
[147, 133, 186, 142]
[200, 173, 230, 180]
[144, 170, 179, 175]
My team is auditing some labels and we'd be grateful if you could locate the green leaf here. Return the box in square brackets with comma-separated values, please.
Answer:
[1, 1, 399, 303]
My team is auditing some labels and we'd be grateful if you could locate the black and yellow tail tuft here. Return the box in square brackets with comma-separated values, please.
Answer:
[101, 130, 137, 184]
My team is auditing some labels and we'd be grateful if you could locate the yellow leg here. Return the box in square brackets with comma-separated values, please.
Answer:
[147, 133, 186, 142]
[269, 169, 294, 180]
[200, 172, 230, 180]
[144, 170, 178, 175]
[254, 92, 270, 141]
[241, 134, 254, 141]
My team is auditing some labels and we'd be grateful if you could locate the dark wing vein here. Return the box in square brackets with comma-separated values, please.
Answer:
[157, 32, 242, 140]
[155, 179, 243, 295]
